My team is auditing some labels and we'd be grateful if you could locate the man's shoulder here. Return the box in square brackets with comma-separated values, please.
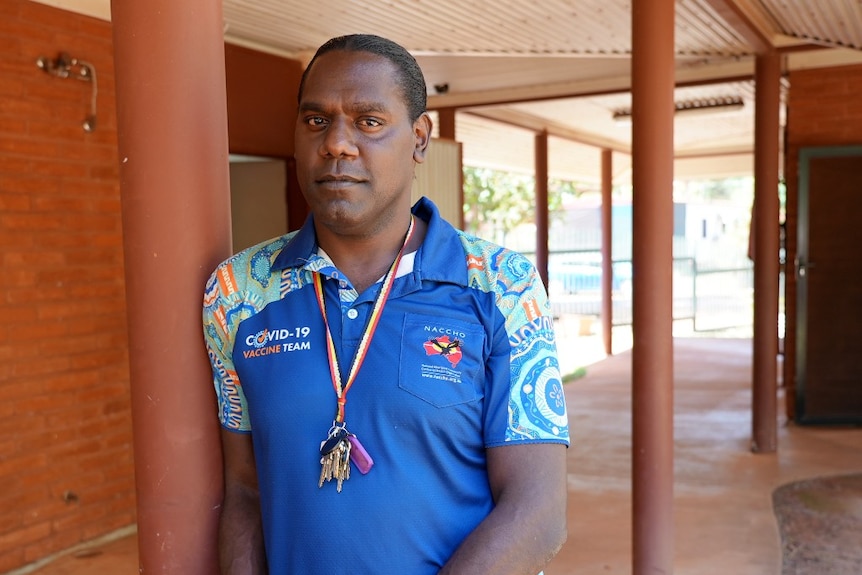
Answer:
[455, 230, 522, 257]
[456, 232, 538, 290]
[207, 232, 297, 298]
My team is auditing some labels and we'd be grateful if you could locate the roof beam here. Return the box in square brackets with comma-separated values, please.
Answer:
[429, 74, 634, 109]
[462, 108, 754, 160]
[786, 47, 862, 70]
[703, 0, 776, 54]
[675, 145, 753, 159]
[464, 109, 631, 153]
[429, 58, 755, 109]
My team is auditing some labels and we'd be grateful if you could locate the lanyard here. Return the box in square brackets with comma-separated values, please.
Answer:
[312, 217, 415, 424]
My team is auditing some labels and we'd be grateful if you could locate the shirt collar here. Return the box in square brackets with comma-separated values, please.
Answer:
[272, 197, 468, 287]
[271, 213, 318, 272]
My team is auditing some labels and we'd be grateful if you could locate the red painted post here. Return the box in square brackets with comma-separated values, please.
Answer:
[601, 148, 614, 356]
[751, 50, 781, 453]
[111, 0, 231, 571]
[535, 131, 550, 290]
[631, 0, 676, 573]
[437, 107, 457, 140]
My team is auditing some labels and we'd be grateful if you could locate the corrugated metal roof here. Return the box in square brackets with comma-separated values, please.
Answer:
[215, 0, 861, 181]
[222, 0, 762, 58]
[674, 0, 752, 56]
[761, 0, 862, 49]
[32, 0, 862, 180]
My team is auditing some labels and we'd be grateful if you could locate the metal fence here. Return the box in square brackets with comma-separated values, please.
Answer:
[545, 251, 754, 334]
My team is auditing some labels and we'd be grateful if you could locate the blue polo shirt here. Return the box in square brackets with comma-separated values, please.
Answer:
[203, 197, 569, 574]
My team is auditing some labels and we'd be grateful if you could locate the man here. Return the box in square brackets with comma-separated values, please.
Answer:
[203, 34, 569, 574]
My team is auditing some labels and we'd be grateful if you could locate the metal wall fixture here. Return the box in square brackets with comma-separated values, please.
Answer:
[36, 52, 99, 132]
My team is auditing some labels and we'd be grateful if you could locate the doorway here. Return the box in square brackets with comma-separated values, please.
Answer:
[795, 145, 862, 424]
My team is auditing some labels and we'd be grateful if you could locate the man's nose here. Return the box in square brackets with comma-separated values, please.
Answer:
[320, 118, 358, 158]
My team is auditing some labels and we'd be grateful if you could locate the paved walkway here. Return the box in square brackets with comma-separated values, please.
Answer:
[547, 336, 862, 574]
[17, 335, 862, 575]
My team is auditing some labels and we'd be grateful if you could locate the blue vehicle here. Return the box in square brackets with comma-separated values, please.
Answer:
[548, 259, 632, 295]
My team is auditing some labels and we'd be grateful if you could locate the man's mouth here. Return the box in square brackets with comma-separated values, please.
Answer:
[317, 174, 363, 184]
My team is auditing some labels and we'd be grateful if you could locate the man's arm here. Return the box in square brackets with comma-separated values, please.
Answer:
[219, 429, 267, 575]
[439, 442, 568, 575]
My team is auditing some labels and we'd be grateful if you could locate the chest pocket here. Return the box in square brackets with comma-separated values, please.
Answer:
[399, 313, 486, 407]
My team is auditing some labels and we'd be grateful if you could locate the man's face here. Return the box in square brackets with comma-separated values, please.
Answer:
[294, 50, 430, 238]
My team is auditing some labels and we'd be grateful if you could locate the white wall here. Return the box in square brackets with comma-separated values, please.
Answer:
[229, 157, 288, 252]
[412, 138, 463, 228]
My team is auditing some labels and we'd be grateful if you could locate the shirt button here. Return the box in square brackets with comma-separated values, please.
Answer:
[346, 309, 359, 320]
[339, 280, 348, 289]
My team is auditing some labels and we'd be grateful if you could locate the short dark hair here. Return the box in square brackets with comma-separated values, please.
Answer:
[298, 34, 428, 122]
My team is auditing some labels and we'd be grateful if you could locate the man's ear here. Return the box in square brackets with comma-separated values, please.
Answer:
[413, 112, 432, 164]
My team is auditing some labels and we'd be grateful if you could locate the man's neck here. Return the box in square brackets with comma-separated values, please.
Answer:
[319, 216, 426, 294]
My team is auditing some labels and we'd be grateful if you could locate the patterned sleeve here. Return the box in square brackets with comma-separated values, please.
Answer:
[504, 295, 569, 444]
[203, 257, 254, 432]
[464, 239, 570, 446]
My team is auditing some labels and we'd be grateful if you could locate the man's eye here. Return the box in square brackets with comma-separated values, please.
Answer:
[358, 117, 383, 128]
[305, 116, 327, 127]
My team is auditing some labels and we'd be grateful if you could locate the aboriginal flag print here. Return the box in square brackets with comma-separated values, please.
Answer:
[423, 335, 463, 367]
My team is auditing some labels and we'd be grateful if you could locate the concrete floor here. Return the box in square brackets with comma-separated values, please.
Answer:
[20, 337, 862, 575]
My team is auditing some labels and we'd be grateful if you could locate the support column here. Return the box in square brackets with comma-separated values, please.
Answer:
[535, 131, 550, 289]
[435, 107, 464, 229]
[631, 0, 675, 573]
[751, 50, 781, 453]
[438, 107, 456, 140]
[601, 149, 614, 356]
[111, 0, 232, 572]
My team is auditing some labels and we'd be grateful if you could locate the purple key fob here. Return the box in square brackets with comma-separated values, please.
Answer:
[348, 435, 374, 474]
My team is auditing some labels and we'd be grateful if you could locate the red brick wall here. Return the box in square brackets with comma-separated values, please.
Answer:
[0, 0, 135, 571]
[783, 63, 862, 418]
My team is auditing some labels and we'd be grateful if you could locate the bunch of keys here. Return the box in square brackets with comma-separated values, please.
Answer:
[318, 422, 374, 492]
[319, 424, 351, 492]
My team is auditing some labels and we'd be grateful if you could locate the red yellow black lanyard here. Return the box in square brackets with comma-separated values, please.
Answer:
[312, 217, 415, 424]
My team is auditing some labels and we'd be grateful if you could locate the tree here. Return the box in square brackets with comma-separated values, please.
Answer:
[462, 166, 584, 241]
